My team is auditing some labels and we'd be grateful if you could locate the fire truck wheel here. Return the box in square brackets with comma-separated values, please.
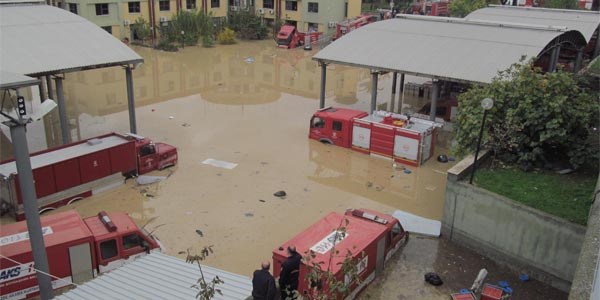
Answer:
[67, 197, 85, 205]
[38, 207, 56, 215]
[319, 138, 333, 145]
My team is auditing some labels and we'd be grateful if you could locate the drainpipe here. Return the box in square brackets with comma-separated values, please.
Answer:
[398, 73, 404, 114]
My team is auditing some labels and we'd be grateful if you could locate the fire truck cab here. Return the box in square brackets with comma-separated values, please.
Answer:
[309, 107, 368, 148]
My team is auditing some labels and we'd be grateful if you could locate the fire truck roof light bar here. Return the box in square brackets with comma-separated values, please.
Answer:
[98, 211, 117, 232]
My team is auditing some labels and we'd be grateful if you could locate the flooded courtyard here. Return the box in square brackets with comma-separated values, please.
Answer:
[1, 40, 566, 299]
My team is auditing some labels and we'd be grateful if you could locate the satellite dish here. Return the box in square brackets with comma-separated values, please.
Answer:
[481, 98, 494, 110]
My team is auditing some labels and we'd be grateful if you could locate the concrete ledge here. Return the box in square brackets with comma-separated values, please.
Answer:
[569, 178, 600, 299]
[447, 150, 489, 182]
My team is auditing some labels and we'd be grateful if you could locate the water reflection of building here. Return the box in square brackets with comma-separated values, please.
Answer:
[64, 42, 370, 122]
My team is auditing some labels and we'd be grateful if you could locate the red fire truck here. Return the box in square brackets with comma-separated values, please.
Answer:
[333, 14, 378, 41]
[309, 107, 439, 167]
[272, 208, 408, 299]
[0, 133, 177, 220]
[0, 210, 162, 300]
[407, 0, 450, 16]
[276, 24, 322, 49]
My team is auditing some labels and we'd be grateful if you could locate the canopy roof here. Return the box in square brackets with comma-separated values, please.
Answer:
[0, 2, 143, 77]
[0, 71, 39, 89]
[467, 5, 600, 43]
[313, 15, 576, 84]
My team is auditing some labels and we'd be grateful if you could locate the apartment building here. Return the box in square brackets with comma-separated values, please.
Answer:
[252, 0, 361, 34]
[62, 0, 228, 40]
[58, 0, 360, 40]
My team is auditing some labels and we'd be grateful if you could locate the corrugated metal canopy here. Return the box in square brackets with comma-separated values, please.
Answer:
[0, 3, 143, 76]
[313, 15, 567, 84]
[55, 252, 252, 300]
[467, 5, 600, 43]
[0, 71, 39, 89]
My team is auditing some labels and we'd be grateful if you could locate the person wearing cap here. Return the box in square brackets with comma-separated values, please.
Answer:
[252, 261, 276, 300]
[279, 246, 302, 300]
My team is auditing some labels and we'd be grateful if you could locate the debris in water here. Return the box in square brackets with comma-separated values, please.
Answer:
[424, 272, 443, 286]
[136, 175, 167, 185]
[404, 169, 412, 174]
[425, 186, 437, 191]
[182, 123, 191, 127]
[185, 211, 193, 215]
[245, 212, 254, 217]
[437, 155, 448, 163]
[259, 199, 266, 203]
[178, 251, 186, 255]
[202, 158, 238, 169]
[260, 161, 268, 165]
[448, 156, 456, 162]
[303, 188, 309, 192]
[392, 209, 441, 237]
[169, 116, 174, 119]
[245, 57, 254, 63]
[374, 186, 383, 191]
[366, 181, 373, 188]
[273, 190, 286, 197]
[519, 274, 530, 282]
[143, 193, 155, 198]
[195, 229, 204, 237]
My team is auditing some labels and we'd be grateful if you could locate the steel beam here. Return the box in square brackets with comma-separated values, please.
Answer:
[54, 76, 70, 144]
[319, 62, 327, 109]
[125, 66, 137, 134]
[370, 71, 378, 114]
[430, 80, 439, 121]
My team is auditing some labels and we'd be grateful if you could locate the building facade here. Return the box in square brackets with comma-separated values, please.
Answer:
[54, 0, 361, 40]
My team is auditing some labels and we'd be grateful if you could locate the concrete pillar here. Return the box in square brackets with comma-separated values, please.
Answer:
[54, 76, 70, 144]
[319, 62, 327, 109]
[45, 75, 54, 100]
[125, 66, 137, 134]
[430, 79, 439, 121]
[390, 72, 397, 112]
[8, 121, 54, 300]
[574, 49, 583, 73]
[370, 71, 378, 114]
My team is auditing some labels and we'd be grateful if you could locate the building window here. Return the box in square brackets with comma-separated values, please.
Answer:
[101, 26, 112, 34]
[263, 0, 273, 9]
[68, 3, 78, 14]
[308, 2, 318, 13]
[211, 0, 219, 8]
[285, 1, 297, 11]
[128, 2, 140, 13]
[186, 0, 196, 9]
[96, 3, 109, 15]
[159, 0, 170, 11]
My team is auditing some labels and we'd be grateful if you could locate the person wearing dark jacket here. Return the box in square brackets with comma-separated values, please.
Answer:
[252, 261, 276, 300]
[279, 246, 302, 300]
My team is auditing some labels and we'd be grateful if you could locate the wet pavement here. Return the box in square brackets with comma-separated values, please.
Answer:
[0, 40, 566, 299]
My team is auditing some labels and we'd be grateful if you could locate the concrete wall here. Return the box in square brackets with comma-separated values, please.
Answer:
[569, 177, 600, 300]
[442, 155, 586, 292]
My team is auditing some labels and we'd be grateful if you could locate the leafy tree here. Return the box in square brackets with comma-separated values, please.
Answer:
[303, 218, 363, 300]
[132, 17, 152, 45]
[228, 10, 268, 40]
[186, 246, 224, 300]
[453, 59, 598, 170]
[449, 0, 487, 17]
[542, 0, 578, 9]
[159, 10, 214, 48]
[217, 27, 236, 44]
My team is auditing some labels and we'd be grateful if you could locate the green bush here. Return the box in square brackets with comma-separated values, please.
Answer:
[202, 34, 214, 48]
[228, 10, 268, 40]
[217, 27, 236, 44]
[453, 59, 598, 170]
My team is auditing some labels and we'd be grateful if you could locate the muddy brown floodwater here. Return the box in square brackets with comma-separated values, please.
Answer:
[1, 40, 566, 299]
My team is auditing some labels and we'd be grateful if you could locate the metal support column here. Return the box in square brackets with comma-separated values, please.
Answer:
[125, 66, 137, 134]
[38, 77, 46, 101]
[54, 76, 70, 144]
[594, 26, 600, 59]
[370, 71, 378, 114]
[549, 45, 561, 72]
[574, 49, 583, 73]
[319, 62, 327, 109]
[6, 121, 54, 300]
[398, 73, 405, 114]
[45, 75, 54, 100]
[390, 72, 397, 112]
[430, 79, 439, 121]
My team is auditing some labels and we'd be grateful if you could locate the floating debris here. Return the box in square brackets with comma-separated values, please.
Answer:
[195, 229, 204, 237]
[404, 169, 412, 174]
[244, 212, 254, 217]
[273, 190, 286, 197]
[259, 199, 266, 203]
[202, 158, 238, 169]
[136, 175, 167, 185]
